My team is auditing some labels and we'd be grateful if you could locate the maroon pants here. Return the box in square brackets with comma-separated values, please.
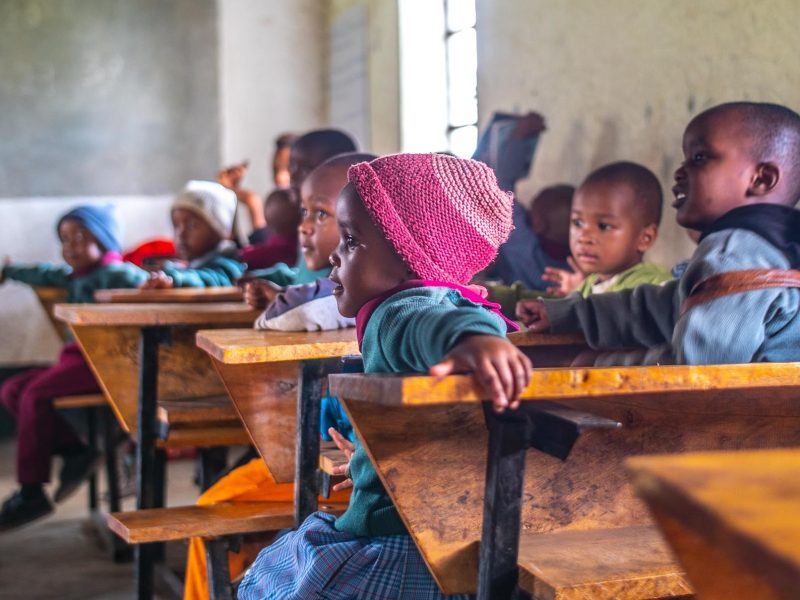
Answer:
[0, 343, 100, 484]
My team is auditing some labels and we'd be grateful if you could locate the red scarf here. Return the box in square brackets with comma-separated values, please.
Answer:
[355, 279, 519, 346]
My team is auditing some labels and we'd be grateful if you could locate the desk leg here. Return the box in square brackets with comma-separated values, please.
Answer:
[477, 405, 528, 600]
[135, 326, 164, 600]
[294, 359, 341, 525]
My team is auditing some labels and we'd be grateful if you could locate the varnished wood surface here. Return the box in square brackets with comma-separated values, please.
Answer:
[211, 360, 300, 483]
[517, 526, 691, 599]
[319, 442, 347, 476]
[94, 287, 243, 303]
[156, 396, 238, 425]
[55, 302, 259, 326]
[68, 324, 239, 432]
[32, 286, 70, 342]
[156, 427, 250, 448]
[507, 330, 586, 347]
[196, 328, 359, 364]
[330, 362, 800, 406]
[53, 393, 107, 409]
[629, 448, 800, 600]
[334, 364, 800, 594]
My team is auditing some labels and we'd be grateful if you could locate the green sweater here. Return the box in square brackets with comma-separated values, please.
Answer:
[246, 253, 330, 287]
[334, 286, 507, 537]
[3, 261, 147, 303]
[161, 254, 246, 288]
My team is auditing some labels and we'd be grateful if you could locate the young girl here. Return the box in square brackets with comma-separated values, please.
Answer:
[0, 205, 147, 530]
[238, 153, 532, 599]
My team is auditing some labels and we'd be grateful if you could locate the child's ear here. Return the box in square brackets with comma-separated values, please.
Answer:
[636, 223, 658, 253]
[748, 162, 780, 197]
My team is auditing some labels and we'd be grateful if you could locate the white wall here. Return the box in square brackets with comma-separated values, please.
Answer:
[476, 0, 800, 268]
[1, 1, 327, 365]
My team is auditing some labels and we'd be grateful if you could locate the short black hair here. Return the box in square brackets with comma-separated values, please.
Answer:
[581, 161, 663, 225]
[697, 102, 800, 203]
[293, 129, 358, 162]
[317, 152, 378, 171]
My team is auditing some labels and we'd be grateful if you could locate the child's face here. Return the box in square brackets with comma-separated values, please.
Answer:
[298, 169, 343, 271]
[673, 111, 759, 230]
[570, 181, 656, 279]
[171, 208, 221, 261]
[329, 184, 411, 318]
[58, 219, 104, 271]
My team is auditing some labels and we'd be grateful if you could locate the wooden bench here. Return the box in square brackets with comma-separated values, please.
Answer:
[94, 287, 244, 304]
[54, 302, 259, 598]
[629, 448, 800, 600]
[329, 362, 800, 599]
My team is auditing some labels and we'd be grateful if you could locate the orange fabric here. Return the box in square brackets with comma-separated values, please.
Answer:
[183, 459, 351, 600]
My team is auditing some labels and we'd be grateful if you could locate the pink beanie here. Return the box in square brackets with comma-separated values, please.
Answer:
[347, 153, 514, 285]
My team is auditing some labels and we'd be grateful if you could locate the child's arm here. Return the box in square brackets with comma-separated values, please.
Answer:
[162, 258, 246, 288]
[253, 279, 353, 331]
[2, 262, 72, 288]
[517, 280, 680, 350]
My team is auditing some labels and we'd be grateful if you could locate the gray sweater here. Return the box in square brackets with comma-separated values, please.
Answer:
[543, 229, 800, 365]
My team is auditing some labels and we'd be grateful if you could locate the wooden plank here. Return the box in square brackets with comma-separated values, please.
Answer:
[53, 393, 107, 409]
[196, 328, 359, 364]
[210, 360, 301, 483]
[156, 427, 250, 448]
[319, 442, 347, 476]
[329, 362, 800, 407]
[517, 526, 691, 600]
[629, 448, 800, 600]
[333, 365, 800, 594]
[95, 287, 243, 303]
[55, 302, 259, 326]
[157, 396, 238, 425]
[32, 286, 70, 342]
[68, 324, 235, 432]
[507, 331, 586, 347]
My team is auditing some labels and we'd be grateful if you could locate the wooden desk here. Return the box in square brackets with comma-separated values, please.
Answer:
[196, 328, 359, 525]
[629, 448, 800, 600]
[329, 362, 800, 599]
[95, 286, 243, 303]
[55, 302, 258, 600]
[32, 286, 70, 342]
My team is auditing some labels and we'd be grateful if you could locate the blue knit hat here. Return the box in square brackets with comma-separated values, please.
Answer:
[57, 205, 122, 253]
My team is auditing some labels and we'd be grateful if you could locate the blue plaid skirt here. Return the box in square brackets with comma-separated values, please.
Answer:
[237, 511, 474, 599]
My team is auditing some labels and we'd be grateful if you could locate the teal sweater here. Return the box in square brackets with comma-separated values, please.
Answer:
[161, 254, 246, 288]
[246, 253, 330, 287]
[3, 260, 147, 303]
[334, 286, 507, 537]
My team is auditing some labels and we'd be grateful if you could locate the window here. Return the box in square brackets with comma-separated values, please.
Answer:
[444, 0, 478, 157]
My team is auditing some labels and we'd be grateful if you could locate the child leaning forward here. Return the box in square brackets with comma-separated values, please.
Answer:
[238, 153, 531, 599]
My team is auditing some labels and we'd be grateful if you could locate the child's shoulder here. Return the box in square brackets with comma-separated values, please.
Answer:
[692, 228, 791, 271]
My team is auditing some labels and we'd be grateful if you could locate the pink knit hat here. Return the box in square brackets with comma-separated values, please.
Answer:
[347, 153, 514, 285]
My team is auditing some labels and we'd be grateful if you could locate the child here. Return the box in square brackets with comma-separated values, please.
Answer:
[142, 181, 246, 289]
[236, 188, 300, 271]
[0, 205, 147, 530]
[500, 162, 672, 317]
[519, 102, 800, 365]
[238, 154, 532, 600]
[182, 152, 375, 600]
[243, 129, 358, 299]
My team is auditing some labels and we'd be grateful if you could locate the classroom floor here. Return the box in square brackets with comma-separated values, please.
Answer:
[0, 438, 202, 599]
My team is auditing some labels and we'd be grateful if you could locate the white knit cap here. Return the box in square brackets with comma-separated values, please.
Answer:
[172, 180, 237, 238]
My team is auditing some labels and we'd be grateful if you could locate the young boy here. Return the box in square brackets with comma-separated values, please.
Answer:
[501, 162, 671, 316]
[519, 102, 800, 365]
[0, 205, 147, 530]
[142, 180, 246, 289]
[183, 152, 374, 600]
[243, 129, 358, 300]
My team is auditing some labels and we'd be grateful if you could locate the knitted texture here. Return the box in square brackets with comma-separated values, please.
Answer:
[348, 153, 514, 285]
[172, 180, 237, 238]
[58, 204, 123, 253]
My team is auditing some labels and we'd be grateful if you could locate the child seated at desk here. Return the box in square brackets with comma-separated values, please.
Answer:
[236, 188, 300, 270]
[519, 102, 800, 365]
[182, 152, 375, 600]
[0, 205, 147, 531]
[498, 162, 672, 316]
[238, 153, 532, 600]
[142, 180, 246, 289]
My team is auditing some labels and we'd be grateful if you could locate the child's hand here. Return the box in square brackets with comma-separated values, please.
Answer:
[217, 160, 249, 189]
[542, 258, 584, 296]
[513, 112, 547, 138]
[430, 335, 532, 413]
[241, 279, 283, 309]
[140, 271, 174, 289]
[515, 299, 551, 332]
[328, 427, 356, 491]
